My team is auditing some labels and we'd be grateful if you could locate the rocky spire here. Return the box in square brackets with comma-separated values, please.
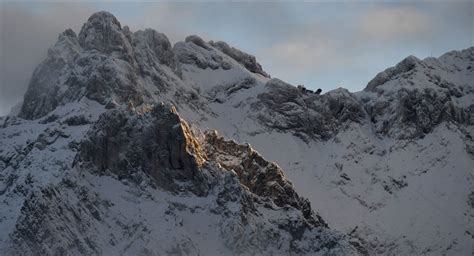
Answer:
[78, 11, 133, 61]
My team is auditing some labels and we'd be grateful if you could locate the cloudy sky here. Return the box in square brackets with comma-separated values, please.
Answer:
[0, 1, 473, 115]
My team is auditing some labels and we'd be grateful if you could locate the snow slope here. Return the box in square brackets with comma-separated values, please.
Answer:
[184, 48, 474, 255]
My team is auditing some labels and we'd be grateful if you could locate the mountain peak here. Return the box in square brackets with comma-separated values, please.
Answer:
[185, 35, 211, 50]
[78, 11, 132, 56]
[365, 54, 421, 91]
[85, 11, 121, 28]
[59, 28, 77, 40]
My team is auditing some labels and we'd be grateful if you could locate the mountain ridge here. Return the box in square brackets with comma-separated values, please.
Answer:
[1, 11, 473, 255]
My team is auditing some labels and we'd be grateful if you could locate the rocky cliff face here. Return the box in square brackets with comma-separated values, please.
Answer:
[78, 104, 209, 196]
[203, 130, 326, 227]
[20, 12, 144, 119]
[252, 79, 365, 141]
[2, 103, 359, 255]
[361, 50, 474, 139]
[2, 11, 474, 256]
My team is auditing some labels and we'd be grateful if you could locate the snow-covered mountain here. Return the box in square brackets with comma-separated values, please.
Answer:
[1, 11, 473, 255]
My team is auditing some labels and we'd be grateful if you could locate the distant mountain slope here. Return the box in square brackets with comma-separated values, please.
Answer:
[1, 11, 473, 255]
[187, 47, 474, 255]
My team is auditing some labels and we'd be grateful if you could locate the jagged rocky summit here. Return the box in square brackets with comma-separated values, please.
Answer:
[1, 10, 474, 255]
[1, 11, 363, 255]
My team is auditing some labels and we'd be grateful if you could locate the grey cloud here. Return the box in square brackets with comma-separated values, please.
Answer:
[261, 2, 472, 90]
[0, 3, 93, 115]
[356, 6, 432, 42]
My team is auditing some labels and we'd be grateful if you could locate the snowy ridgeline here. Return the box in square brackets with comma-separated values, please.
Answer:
[1, 11, 473, 255]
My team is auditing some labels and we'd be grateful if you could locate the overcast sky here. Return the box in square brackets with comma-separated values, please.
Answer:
[1, 1, 473, 115]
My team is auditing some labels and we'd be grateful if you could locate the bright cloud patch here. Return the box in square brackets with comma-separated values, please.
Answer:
[357, 7, 431, 41]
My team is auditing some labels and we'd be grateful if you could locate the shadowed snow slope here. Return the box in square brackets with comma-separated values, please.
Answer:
[1, 11, 473, 255]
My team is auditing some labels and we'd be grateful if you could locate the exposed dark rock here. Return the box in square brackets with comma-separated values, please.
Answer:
[9, 186, 101, 255]
[203, 130, 327, 227]
[78, 11, 134, 62]
[209, 40, 269, 77]
[63, 115, 90, 126]
[174, 38, 232, 70]
[39, 114, 60, 124]
[468, 191, 474, 209]
[133, 29, 177, 72]
[253, 79, 365, 141]
[78, 104, 210, 196]
[185, 35, 211, 50]
[207, 76, 257, 103]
